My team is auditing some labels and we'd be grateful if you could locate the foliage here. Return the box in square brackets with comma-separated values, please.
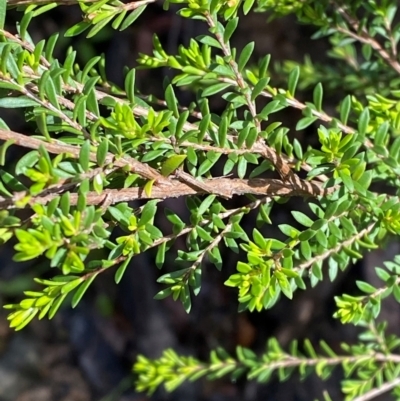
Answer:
[1, 0, 400, 399]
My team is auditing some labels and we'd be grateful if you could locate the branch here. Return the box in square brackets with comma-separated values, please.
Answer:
[334, 4, 400, 75]
[0, 128, 166, 183]
[0, 29, 330, 186]
[0, 177, 328, 210]
[294, 222, 377, 273]
[352, 377, 400, 401]
[204, 12, 261, 132]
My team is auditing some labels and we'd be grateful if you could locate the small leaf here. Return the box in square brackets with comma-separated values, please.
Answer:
[15, 150, 39, 175]
[197, 195, 216, 216]
[155, 242, 166, 269]
[65, 21, 90, 37]
[313, 83, 323, 111]
[296, 116, 317, 131]
[202, 82, 231, 97]
[154, 288, 173, 300]
[0, 139, 14, 166]
[161, 155, 187, 177]
[96, 139, 108, 167]
[0, 97, 38, 108]
[243, 0, 255, 14]
[288, 66, 300, 96]
[251, 77, 269, 101]
[124, 69, 136, 103]
[238, 42, 255, 72]
[358, 107, 369, 136]
[71, 274, 97, 308]
[338, 169, 354, 192]
[120, 6, 147, 30]
[196, 226, 213, 242]
[340, 95, 351, 124]
[165, 85, 179, 117]
[291, 211, 313, 227]
[139, 199, 158, 226]
[79, 140, 91, 172]
[115, 256, 132, 284]
[0, 0, 6, 30]
[144, 179, 154, 197]
[224, 17, 238, 43]
[356, 281, 376, 294]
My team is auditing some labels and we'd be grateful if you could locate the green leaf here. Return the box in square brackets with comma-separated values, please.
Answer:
[313, 83, 323, 111]
[196, 226, 213, 242]
[224, 17, 238, 43]
[0, 139, 14, 166]
[251, 77, 269, 101]
[124, 69, 136, 103]
[65, 21, 90, 37]
[96, 139, 108, 167]
[155, 241, 167, 269]
[245, 127, 258, 148]
[296, 116, 317, 131]
[44, 76, 59, 109]
[71, 275, 97, 308]
[237, 156, 247, 179]
[154, 288, 173, 300]
[0, 97, 38, 108]
[139, 200, 158, 226]
[197, 195, 216, 216]
[202, 82, 231, 97]
[73, 95, 87, 126]
[340, 95, 351, 124]
[356, 281, 376, 294]
[0, 0, 6, 30]
[79, 140, 91, 172]
[15, 151, 39, 175]
[0, 170, 26, 191]
[358, 107, 369, 136]
[48, 294, 67, 319]
[115, 256, 132, 284]
[291, 211, 313, 227]
[288, 66, 300, 96]
[165, 84, 179, 117]
[238, 42, 254, 72]
[198, 35, 221, 49]
[243, 0, 255, 14]
[87, 15, 113, 38]
[161, 155, 187, 177]
[144, 179, 154, 197]
[120, 6, 147, 30]
[258, 100, 283, 120]
[300, 239, 311, 260]
[338, 169, 354, 192]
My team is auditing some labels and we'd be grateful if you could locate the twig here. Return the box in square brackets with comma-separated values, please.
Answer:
[0, 128, 166, 183]
[204, 12, 309, 190]
[294, 223, 377, 273]
[204, 12, 261, 132]
[334, 3, 400, 75]
[174, 169, 231, 199]
[0, 177, 328, 210]
[352, 377, 400, 401]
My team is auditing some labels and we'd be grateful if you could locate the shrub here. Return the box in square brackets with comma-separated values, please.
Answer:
[1, 0, 400, 399]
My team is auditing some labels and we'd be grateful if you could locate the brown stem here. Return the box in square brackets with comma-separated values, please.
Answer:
[0, 128, 166, 182]
[0, 177, 331, 210]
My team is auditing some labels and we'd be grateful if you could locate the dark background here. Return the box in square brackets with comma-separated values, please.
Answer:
[0, 3, 399, 401]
